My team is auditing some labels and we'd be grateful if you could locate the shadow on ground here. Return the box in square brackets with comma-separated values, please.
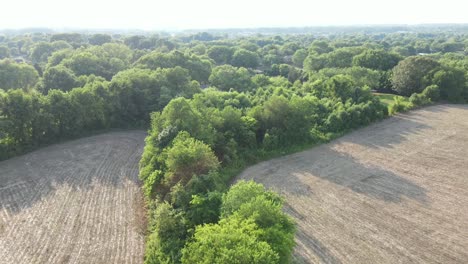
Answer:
[0, 131, 146, 215]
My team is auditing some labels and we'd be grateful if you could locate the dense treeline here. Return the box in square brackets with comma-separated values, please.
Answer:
[0, 27, 467, 263]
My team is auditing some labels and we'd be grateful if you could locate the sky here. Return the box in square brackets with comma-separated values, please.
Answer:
[1, 0, 467, 30]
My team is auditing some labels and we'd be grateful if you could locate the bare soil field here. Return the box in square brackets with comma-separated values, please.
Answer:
[0, 131, 147, 264]
[237, 105, 468, 264]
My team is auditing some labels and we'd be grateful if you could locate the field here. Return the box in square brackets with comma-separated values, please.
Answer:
[236, 105, 468, 263]
[0, 131, 146, 264]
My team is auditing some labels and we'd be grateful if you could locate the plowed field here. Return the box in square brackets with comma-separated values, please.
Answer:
[0, 131, 146, 264]
[236, 105, 468, 264]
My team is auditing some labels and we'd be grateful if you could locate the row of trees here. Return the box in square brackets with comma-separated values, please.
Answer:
[139, 69, 387, 263]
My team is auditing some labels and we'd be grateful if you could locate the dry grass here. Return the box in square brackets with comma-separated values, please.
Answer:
[0, 131, 147, 264]
[236, 104, 468, 264]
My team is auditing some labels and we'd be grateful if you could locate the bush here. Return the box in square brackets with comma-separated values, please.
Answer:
[422, 85, 440, 102]
[389, 96, 413, 115]
[409, 93, 430, 106]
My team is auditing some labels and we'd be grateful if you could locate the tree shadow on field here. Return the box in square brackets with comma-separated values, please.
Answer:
[241, 147, 428, 263]
[244, 144, 427, 204]
[338, 112, 432, 150]
[0, 131, 147, 215]
[283, 204, 342, 264]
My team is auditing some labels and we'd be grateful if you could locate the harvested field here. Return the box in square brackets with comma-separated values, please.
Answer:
[0, 131, 147, 264]
[236, 105, 468, 264]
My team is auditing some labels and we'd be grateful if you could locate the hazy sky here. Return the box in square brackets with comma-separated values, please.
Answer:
[2, 0, 467, 30]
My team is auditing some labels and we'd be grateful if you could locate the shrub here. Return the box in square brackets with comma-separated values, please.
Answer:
[389, 96, 413, 115]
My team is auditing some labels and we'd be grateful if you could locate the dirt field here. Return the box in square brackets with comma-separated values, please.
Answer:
[0, 131, 147, 264]
[236, 105, 468, 264]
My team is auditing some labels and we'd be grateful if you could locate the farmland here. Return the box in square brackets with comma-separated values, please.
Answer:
[0, 131, 146, 264]
[236, 105, 468, 263]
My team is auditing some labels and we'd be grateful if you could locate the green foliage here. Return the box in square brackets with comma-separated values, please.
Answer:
[181, 217, 279, 264]
[409, 93, 430, 106]
[182, 180, 296, 264]
[389, 96, 413, 115]
[108, 67, 199, 126]
[0, 59, 39, 91]
[145, 203, 187, 264]
[30, 41, 72, 65]
[352, 49, 401, 71]
[221, 180, 282, 218]
[0, 46, 10, 59]
[135, 50, 212, 83]
[209, 65, 253, 92]
[292, 49, 308, 67]
[391, 56, 440, 96]
[41, 65, 79, 93]
[231, 49, 260, 68]
[88, 34, 112, 46]
[422, 84, 440, 102]
[207, 46, 234, 65]
[164, 131, 219, 188]
[431, 66, 466, 102]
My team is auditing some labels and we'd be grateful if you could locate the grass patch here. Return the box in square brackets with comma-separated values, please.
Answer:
[374, 93, 409, 106]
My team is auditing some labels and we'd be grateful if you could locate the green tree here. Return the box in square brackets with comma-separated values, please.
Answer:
[181, 217, 279, 264]
[88, 34, 112, 45]
[391, 56, 440, 96]
[145, 203, 187, 264]
[0, 60, 39, 91]
[42, 65, 79, 93]
[164, 131, 219, 187]
[352, 49, 401, 71]
[292, 49, 308, 67]
[209, 65, 253, 92]
[0, 46, 10, 59]
[136, 50, 212, 83]
[231, 49, 260, 68]
[207, 46, 234, 65]
[431, 66, 466, 102]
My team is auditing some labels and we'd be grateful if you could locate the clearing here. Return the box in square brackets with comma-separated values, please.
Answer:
[236, 104, 468, 264]
[0, 131, 146, 264]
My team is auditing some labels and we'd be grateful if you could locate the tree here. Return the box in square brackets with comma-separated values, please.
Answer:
[207, 46, 234, 65]
[308, 39, 332, 54]
[326, 74, 356, 102]
[88, 34, 112, 45]
[164, 131, 219, 187]
[431, 66, 466, 102]
[145, 203, 187, 264]
[209, 65, 253, 92]
[30, 42, 55, 64]
[220, 180, 295, 264]
[42, 65, 79, 93]
[221, 180, 282, 217]
[292, 49, 308, 67]
[50, 33, 84, 47]
[181, 216, 279, 264]
[0, 89, 37, 145]
[0, 46, 10, 59]
[231, 49, 260, 68]
[135, 50, 212, 83]
[391, 56, 440, 96]
[0, 60, 39, 91]
[63, 51, 103, 77]
[352, 49, 401, 71]
[303, 54, 327, 72]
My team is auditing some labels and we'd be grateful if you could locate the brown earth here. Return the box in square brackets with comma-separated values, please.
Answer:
[236, 105, 468, 264]
[0, 131, 147, 264]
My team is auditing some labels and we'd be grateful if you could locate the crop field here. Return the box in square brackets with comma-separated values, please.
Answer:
[236, 105, 468, 264]
[0, 131, 146, 264]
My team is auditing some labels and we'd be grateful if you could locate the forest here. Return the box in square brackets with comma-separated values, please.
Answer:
[0, 26, 467, 263]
